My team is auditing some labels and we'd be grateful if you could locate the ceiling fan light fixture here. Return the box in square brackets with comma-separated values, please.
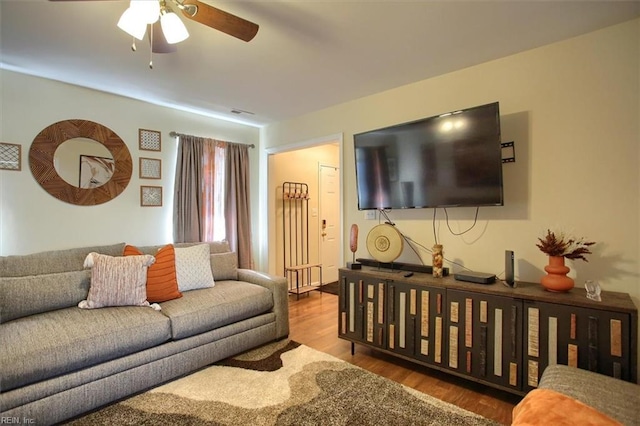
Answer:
[179, 3, 198, 18]
[129, 0, 161, 25]
[117, 7, 148, 40]
[160, 12, 189, 44]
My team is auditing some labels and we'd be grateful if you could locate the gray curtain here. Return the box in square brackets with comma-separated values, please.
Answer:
[173, 135, 204, 243]
[225, 143, 254, 269]
[173, 135, 253, 269]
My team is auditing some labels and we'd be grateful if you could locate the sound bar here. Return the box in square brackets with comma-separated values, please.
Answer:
[356, 258, 450, 276]
[454, 271, 496, 285]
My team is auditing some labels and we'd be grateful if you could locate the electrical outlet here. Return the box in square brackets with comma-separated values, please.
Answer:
[364, 210, 376, 220]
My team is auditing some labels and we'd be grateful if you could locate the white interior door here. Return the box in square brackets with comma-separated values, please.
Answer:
[320, 164, 340, 283]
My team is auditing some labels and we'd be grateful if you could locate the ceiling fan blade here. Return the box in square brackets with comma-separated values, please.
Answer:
[181, 0, 258, 42]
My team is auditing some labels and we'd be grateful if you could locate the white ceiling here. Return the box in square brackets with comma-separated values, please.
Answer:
[1, 0, 638, 127]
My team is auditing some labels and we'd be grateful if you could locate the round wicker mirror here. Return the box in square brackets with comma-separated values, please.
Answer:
[29, 119, 132, 206]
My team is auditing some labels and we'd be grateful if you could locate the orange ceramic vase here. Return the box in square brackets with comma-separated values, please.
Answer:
[541, 256, 574, 292]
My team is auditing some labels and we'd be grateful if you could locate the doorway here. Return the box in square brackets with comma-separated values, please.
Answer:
[267, 136, 342, 287]
[319, 164, 340, 284]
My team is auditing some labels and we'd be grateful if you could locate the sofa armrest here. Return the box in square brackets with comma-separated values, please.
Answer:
[537, 364, 639, 425]
[237, 269, 289, 339]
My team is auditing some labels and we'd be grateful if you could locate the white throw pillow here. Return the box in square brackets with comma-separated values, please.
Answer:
[174, 244, 215, 291]
[79, 252, 160, 310]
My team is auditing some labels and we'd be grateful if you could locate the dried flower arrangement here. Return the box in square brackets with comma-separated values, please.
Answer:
[536, 229, 595, 262]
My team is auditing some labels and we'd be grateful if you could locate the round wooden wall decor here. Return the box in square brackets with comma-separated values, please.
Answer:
[29, 119, 133, 206]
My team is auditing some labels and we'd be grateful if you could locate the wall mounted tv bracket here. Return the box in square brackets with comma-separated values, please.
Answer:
[501, 141, 515, 163]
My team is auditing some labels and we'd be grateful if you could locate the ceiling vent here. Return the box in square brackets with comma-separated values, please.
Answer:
[231, 108, 255, 115]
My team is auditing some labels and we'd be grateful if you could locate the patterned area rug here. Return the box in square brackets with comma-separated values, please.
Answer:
[68, 340, 497, 425]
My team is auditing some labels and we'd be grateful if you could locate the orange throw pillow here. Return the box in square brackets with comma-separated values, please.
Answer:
[123, 244, 182, 303]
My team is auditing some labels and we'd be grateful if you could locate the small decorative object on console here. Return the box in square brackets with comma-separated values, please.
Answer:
[366, 224, 403, 263]
[432, 244, 444, 278]
[347, 224, 362, 270]
[541, 256, 574, 292]
[585, 280, 602, 302]
[536, 229, 595, 261]
[536, 229, 595, 292]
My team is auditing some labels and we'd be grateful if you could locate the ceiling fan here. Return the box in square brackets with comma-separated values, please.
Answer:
[50, 0, 259, 60]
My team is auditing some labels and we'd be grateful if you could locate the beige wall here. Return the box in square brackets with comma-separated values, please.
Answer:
[262, 18, 640, 311]
[268, 143, 340, 281]
[0, 70, 260, 257]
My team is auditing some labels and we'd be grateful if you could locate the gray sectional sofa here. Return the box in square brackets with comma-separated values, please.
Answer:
[512, 364, 640, 425]
[0, 241, 289, 425]
[539, 365, 640, 424]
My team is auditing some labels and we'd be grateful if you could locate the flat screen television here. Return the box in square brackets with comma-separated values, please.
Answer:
[354, 102, 504, 210]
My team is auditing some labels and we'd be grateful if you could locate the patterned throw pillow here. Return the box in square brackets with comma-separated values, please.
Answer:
[124, 244, 182, 303]
[174, 244, 215, 291]
[79, 252, 159, 309]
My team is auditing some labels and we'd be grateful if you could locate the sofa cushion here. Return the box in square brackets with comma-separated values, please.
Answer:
[0, 243, 125, 277]
[124, 244, 182, 303]
[133, 241, 238, 282]
[137, 241, 231, 256]
[0, 306, 171, 392]
[159, 281, 273, 340]
[0, 270, 91, 324]
[79, 252, 156, 309]
[210, 252, 238, 281]
[174, 244, 215, 292]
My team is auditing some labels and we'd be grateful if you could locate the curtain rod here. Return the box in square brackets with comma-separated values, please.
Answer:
[169, 131, 255, 149]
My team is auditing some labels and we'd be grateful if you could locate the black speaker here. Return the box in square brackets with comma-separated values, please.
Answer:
[505, 250, 515, 286]
[454, 271, 496, 284]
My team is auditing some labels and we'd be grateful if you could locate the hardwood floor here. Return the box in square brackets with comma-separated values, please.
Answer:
[288, 291, 521, 425]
